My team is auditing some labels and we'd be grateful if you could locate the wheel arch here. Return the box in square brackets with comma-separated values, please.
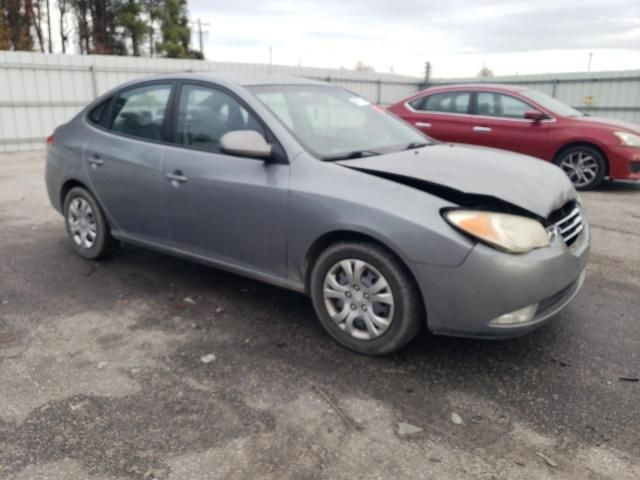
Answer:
[554, 141, 609, 176]
[302, 229, 427, 325]
[60, 178, 91, 209]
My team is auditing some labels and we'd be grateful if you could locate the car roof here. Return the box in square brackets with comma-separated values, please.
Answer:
[128, 71, 329, 87]
[422, 83, 529, 93]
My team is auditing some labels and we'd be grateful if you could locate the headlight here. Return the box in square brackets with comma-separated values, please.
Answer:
[444, 210, 550, 254]
[614, 131, 640, 147]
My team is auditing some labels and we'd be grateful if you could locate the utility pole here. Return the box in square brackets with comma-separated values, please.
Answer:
[269, 46, 273, 72]
[587, 52, 593, 72]
[423, 61, 431, 88]
[191, 18, 210, 58]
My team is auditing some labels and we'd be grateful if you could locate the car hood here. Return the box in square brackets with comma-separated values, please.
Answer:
[337, 144, 575, 218]
[569, 115, 640, 133]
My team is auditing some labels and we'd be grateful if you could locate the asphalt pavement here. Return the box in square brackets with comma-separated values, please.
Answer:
[0, 151, 638, 479]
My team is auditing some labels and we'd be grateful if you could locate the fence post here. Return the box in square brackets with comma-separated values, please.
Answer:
[551, 78, 559, 98]
[89, 65, 98, 99]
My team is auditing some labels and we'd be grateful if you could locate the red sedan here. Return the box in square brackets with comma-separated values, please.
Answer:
[388, 84, 640, 190]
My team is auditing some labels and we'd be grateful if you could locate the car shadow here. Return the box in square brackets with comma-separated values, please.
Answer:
[594, 180, 640, 192]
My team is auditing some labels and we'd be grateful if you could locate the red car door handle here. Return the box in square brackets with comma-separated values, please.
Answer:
[473, 126, 492, 133]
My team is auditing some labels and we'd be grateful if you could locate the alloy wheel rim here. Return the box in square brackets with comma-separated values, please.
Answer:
[323, 259, 395, 340]
[67, 197, 97, 249]
[559, 151, 599, 187]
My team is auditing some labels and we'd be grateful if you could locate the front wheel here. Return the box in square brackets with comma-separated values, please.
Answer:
[554, 146, 606, 190]
[310, 242, 423, 355]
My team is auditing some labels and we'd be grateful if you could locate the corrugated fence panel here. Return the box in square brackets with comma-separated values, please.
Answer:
[2, 51, 640, 152]
[0, 51, 423, 151]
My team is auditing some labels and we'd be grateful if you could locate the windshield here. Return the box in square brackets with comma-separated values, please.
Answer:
[523, 89, 584, 117]
[249, 85, 432, 159]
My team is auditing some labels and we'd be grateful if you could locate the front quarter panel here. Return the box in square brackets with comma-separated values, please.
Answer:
[287, 154, 475, 285]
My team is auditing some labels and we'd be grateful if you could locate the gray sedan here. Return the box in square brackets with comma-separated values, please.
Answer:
[45, 73, 589, 355]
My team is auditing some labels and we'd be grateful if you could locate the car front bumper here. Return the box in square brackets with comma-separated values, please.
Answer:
[411, 216, 590, 339]
[607, 145, 640, 181]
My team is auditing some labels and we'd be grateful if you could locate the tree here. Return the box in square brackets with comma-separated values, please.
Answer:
[70, 0, 90, 53]
[1, 0, 34, 50]
[1, 0, 202, 58]
[58, 0, 69, 53]
[0, 4, 10, 50]
[478, 65, 494, 78]
[354, 61, 375, 72]
[45, 0, 51, 52]
[142, 0, 163, 56]
[89, 0, 114, 54]
[30, 0, 45, 52]
[114, 0, 149, 56]
[156, 0, 202, 59]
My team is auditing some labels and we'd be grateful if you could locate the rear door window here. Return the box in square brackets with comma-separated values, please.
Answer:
[108, 84, 172, 141]
[88, 99, 110, 125]
[415, 92, 471, 114]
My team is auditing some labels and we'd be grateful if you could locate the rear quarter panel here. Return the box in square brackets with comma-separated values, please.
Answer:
[45, 117, 90, 212]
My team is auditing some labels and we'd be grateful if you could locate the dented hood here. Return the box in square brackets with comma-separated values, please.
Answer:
[337, 143, 576, 218]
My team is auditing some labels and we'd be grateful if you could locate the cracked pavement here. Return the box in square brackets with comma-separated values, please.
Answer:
[0, 151, 639, 479]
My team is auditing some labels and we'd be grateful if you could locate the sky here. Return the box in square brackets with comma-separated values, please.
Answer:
[187, 0, 640, 78]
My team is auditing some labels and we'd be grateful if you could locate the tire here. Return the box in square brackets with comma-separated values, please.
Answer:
[63, 186, 113, 260]
[310, 241, 423, 355]
[554, 145, 606, 191]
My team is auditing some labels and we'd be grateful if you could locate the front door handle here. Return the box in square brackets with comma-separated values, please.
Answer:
[473, 126, 492, 133]
[87, 154, 104, 166]
[166, 170, 188, 184]
[415, 121, 431, 128]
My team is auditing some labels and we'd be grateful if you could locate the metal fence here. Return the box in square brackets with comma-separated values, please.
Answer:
[0, 51, 421, 152]
[430, 70, 640, 124]
[1, 50, 639, 152]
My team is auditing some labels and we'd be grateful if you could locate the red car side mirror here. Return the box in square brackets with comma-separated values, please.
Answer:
[524, 110, 546, 122]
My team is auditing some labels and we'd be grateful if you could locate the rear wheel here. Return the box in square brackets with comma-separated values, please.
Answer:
[63, 186, 113, 260]
[310, 242, 423, 355]
[554, 145, 606, 190]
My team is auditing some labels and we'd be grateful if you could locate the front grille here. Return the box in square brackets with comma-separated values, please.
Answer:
[548, 202, 584, 246]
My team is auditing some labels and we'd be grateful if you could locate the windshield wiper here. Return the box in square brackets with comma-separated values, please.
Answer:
[322, 150, 380, 161]
[405, 142, 430, 150]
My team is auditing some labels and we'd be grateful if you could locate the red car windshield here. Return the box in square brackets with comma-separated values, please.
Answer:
[523, 89, 585, 118]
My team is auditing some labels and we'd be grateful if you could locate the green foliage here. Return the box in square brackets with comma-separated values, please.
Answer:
[156, 0, 202, 59]
[113, 0, 150, 56]
[0, 0, 34, 51]
[0, 0, 203, 58]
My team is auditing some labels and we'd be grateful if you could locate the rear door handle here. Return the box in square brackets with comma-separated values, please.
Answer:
[87, 154, 104, 166]
[166, 170, 188, 184]
[415, 122, 431, 128]
[473, 126, 492, 133]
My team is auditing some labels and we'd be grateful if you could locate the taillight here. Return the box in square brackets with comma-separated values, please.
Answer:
[46, 134, 54, 146]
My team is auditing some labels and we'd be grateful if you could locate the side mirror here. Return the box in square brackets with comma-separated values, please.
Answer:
[220, 130, 272, 160]
[524, 110, 546, 122]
